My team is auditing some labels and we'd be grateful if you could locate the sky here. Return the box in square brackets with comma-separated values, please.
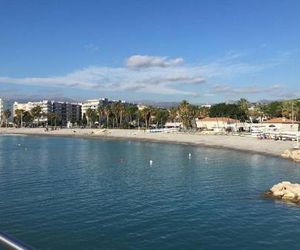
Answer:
[0, 0, 299, 104]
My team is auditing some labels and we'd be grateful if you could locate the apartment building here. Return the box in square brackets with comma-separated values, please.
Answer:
[81, 98, 109, 118]
[13, 100, 52, 123]
[52, 102, 82, 126]
[13, 100, 82, 126]
[66, 103, 81, 124]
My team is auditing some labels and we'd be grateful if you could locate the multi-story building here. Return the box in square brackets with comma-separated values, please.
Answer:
[66, 103, 81, 125]
[52, 101, 66, 124]
[48, 101, 82, 126]
[13, 100, 52, 123]
[13, 100, 82, 126]
[81, 98, 109, 118]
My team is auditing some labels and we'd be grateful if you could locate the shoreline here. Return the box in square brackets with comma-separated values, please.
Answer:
[0, 128, 297, 160]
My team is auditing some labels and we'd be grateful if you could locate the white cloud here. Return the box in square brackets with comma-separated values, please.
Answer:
[0, 53, 286, 97]
[0, 66, 202, 96]
[126, 55, 184, 68]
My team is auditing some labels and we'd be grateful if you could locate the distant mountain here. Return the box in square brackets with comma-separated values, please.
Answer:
[255, 99, 275, 104]
[136, 100, 217, 108]
[135, 100, 180, 108]
[3, 96, 77, 103]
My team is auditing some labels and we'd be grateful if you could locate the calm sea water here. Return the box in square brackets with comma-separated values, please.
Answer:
[1, 135, 300, 250]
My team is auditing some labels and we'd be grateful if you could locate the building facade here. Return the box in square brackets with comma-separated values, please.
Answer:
[13, 100, 52, 123]
[196, 117, 243, 132]
[66, 103, 82, 126]
[13, 100, 82, 126]
[81, 98, 109, 118]
[51, 101, 82, 126]
[262, 117, 299, 132]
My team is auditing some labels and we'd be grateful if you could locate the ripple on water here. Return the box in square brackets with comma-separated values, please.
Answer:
[0, 136, 300, 250]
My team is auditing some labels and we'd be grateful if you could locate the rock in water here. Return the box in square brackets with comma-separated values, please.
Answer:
[266, 181, 300, 204]
[281, 149, 300, 162]
[291, 150, 300, 162]
[281, 150, 292, 159]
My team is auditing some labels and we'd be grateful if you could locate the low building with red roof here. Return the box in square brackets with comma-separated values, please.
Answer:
[196, 117, 244, 132]
[262, 117, 299, 132]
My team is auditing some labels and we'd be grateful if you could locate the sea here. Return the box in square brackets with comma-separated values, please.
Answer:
[1, 135, 300, 250]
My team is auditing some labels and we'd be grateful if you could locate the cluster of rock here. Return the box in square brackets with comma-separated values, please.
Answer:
[281, 149, 300, 162]
[265, 181, 300, 203]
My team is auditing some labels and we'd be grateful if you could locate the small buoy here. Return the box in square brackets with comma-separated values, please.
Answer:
[149, 160, 153, 165]
[188, 153, 192, 159]
[17, 144, 21, 147]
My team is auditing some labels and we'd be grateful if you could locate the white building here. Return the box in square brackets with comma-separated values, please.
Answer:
[137, 104, 147, 111]
[13, 100, 82, 126]
[164, 122, 182, 128]
[13, 100, 52, 123]
[201, 104, 212, 108]
[81, 98, 108, 118]
[196, 117, 243, 132]
[262, 117, 299, 132]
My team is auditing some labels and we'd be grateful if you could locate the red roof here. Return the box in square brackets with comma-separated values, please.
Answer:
[263, 117, 299, 124]
[200, 117, 240, 123]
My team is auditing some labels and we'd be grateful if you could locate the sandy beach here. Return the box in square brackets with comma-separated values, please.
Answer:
[0, 127, 297, 158]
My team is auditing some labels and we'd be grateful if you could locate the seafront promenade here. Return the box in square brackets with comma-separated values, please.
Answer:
[0, 128, 296, 158]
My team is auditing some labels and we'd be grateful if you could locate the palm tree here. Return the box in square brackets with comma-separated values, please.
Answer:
[141, 107, 151, 128]
[197, 106, 209, 118]
[47, 112, 60, 128]
[237, 98, 249, 113]
[111, 102, 119, 128]
[281, 101, 294, 119]
[86, 108, 97, 127]
[169, 107, 178, 122]
[104, 105, 111, 128]
[189, 105, 199, 128]
[136, 109, 142, 128]
[155, 108, 169, 128]
[14, 109, 24, 127]
[261, 101, 282, 118]
[118, 103, 126, 128]
[295, 100, 300, 121]
[31, 106, 42, 127]
[178, 100, 193, 129]
[3, 109, 11, 127]
[127, 105, 138, 124]
[97, 106, 105, 128]
[22, 111, 33, 126]
[82, 114, 88, 127]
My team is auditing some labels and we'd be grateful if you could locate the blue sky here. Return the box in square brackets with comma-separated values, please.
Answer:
[0, 0, 299, 103]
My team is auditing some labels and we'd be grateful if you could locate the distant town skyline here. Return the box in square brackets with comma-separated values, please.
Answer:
[0, 0, 299, 103]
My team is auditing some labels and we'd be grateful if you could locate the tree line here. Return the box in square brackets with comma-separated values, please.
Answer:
[3, 98, 300, 128]
[83, 100, 210, 129]
[12, 106, 63, 127]
[83, 102, 170, 129]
